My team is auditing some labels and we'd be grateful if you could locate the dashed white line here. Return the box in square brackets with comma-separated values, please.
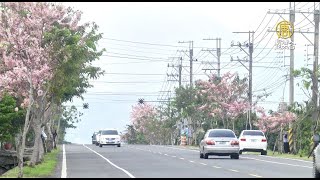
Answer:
[200, 163, 207, 165]
[164, 154, 169, 156]
[83, 144, 135, 178]
[172, 155, 177, 158]
[212, 166, 221, 169]
[189, 160, 195, 163]
[158, 152, 162, 155]
[228, 169, 239, 172]
[249, 174, 263, 178]
[179, 157, 185, 160]
[61, 144, 67, 178]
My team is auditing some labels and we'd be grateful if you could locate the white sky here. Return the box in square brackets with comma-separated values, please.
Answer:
[61, 2, 319, 144]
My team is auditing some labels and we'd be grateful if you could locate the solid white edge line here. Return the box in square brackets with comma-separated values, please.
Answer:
[241, 156, 312, 169]
[83, 144, 135, 178]
[61, 144, 67, 178]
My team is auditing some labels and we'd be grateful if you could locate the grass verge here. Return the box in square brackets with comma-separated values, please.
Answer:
[0, 147, 60, 178]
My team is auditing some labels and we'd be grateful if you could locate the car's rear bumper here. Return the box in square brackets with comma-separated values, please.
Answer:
[204, 146, 239, 155]
[100, 141, 121, 145]
[240, 144, 267, 151]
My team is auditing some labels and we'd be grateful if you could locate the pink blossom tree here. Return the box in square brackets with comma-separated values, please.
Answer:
[255, 110, 297, 133]
[0, 2, 76, 177]
[130, 102, 159, 144]
[196, 72, 250, 130]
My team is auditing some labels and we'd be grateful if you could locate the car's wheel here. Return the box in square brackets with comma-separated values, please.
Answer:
[239, 150, 242, 154]
[313, 154, 320, 178]
[200, 152, 204, 158]
[99, 144, 103, 147]
[204, 153, 209, 159]
[261, 150, 267, 155]
[231, 154, 239, 159]
[117, 144, 121, 147]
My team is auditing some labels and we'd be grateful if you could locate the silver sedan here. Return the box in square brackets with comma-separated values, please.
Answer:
[199, 129, 240, 159]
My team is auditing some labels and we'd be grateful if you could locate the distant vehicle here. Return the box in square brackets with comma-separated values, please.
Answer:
[199, 129, 240, 159]
[92, 132, 98, 144]
[238, 130, 267, 155]
[98, 129, 121, 147]
[312, 134, 320, 178]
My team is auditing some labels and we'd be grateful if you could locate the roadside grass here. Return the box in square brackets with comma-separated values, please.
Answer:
[1, 147, 60, 178]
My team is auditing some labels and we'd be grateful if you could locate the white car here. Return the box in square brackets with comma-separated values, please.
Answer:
[95, 130, 101, 146]
[98, 129, 121, 147]
[238, 130, 267, 155]
[199, 129, 240, 159]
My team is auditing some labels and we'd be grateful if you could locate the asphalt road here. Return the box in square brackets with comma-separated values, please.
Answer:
[56, 143, 313, 178]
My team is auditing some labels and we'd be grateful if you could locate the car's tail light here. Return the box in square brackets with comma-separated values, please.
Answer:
[240, 138, 246, 141]
[231, 140, 239, 145]
[206, 139, 215, 145]
[262, 139, 267, 142]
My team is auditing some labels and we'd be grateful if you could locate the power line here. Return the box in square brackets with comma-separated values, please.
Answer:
[102, 37, 188, 48]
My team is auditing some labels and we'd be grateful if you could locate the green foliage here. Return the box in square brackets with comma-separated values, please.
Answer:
[44, 21, 105, 104]
[0, 94, 25, 143]
[57, 105, 83, 143]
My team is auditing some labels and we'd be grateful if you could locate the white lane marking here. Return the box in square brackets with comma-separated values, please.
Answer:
[83, 144, 135, 178]
[189, 160, 195, 163]
[179, 157, 185, 160]
[249, 174, 263, 178]
[152, 145, 198, 152]
[212, 166, 221, 168]
[241, 156, 312, 169]
[153, 145, 312, 167]
[164, 154, 169, 156]
[228, 169, 239, 172]
[61, 144, 67, 178]
[200, 163, 207, 165]
[257, 154, 312, 163]
[159, 152, 162, 155]
[172, 155, 177, 158]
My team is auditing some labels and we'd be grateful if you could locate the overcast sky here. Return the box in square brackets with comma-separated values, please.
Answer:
[60, 2, 318, 144]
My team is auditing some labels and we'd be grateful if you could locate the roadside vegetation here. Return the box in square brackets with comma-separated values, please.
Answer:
[1, 147, 60, 178]
[0, 2, 104, 177]
[123, 71, 317, 158]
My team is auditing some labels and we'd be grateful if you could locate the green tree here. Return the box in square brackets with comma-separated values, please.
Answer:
[0, 94, 25, 144]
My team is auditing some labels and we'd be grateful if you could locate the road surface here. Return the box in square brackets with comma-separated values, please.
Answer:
[55, 143, 313, 178]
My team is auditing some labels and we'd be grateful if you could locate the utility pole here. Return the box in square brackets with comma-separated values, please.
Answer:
[289, 2, 295, 107]
[313, 5, 319, 134]
[202, 38, 222, 77]
[179, 41, 194, 87]
[168, 57, 184, 87]
[231, 31, 254, 130]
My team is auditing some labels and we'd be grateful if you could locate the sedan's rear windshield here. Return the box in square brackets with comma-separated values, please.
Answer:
[209, 130, 235, 138]
[243, 131, 264, 136]
[101, 130, 118, 135]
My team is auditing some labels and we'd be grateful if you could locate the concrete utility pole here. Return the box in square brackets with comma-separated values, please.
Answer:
[313, 5, 319, 134]
[168, 57, 184, 87]
[179, 41, 194, 87]
[289, 2, 295, 107]
[202, 38, 222, 77]
[231, 31, 254, 130]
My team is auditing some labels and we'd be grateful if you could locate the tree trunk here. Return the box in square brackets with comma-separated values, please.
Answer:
[18, 102, 32, 178]
[232, 119, 235, 132]
[29, 123, 41, 167]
